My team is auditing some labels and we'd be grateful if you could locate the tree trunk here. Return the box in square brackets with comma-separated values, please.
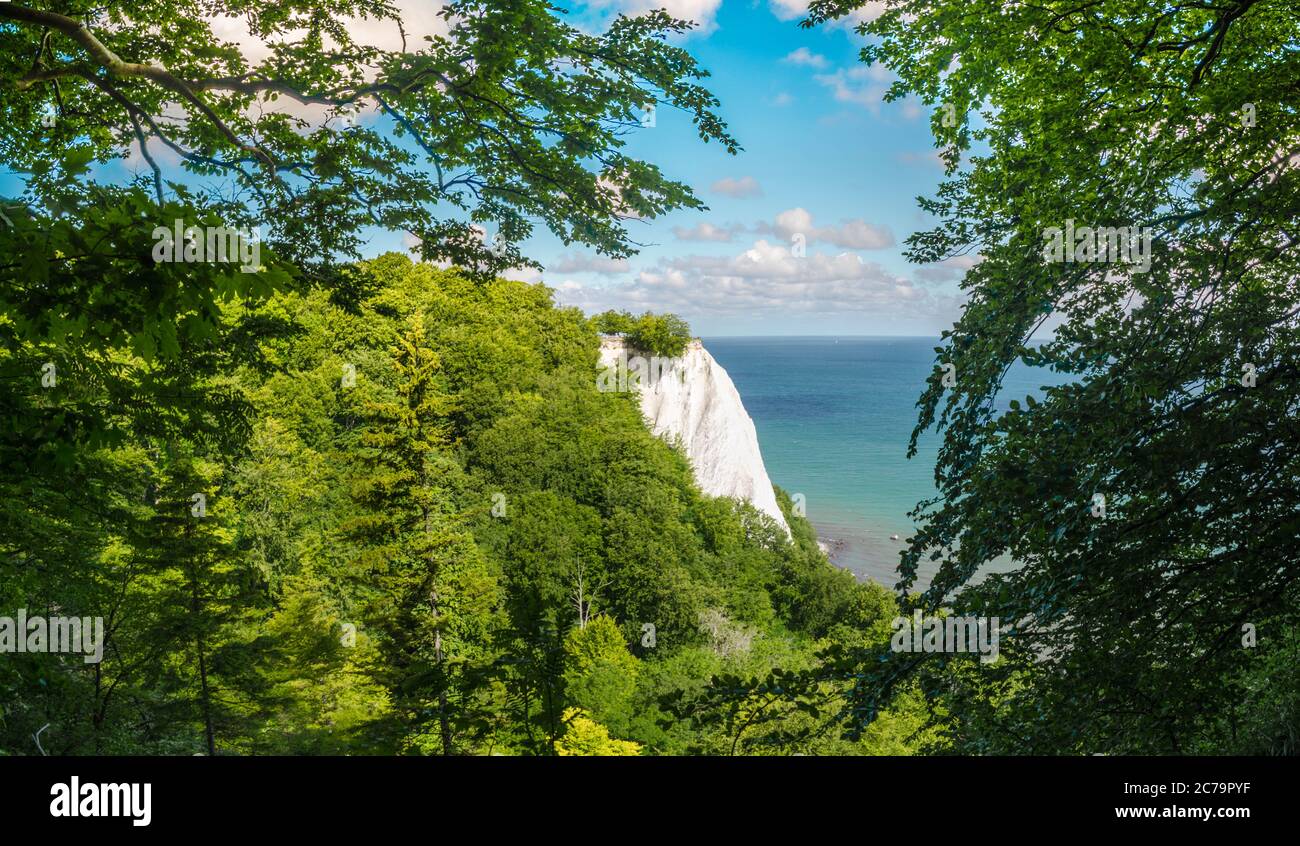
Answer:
[195, 625, 216, 756]
[432, 588, 452, 756]
[421, 491, 453, 756]
[186, 544, 216, 756]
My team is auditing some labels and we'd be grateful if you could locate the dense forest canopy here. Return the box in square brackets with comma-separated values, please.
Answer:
[792, 0, 1300, 753]
[0, 1, 920, 756]
[2, 249, 928, 754]
[2, 0, 1297, 757]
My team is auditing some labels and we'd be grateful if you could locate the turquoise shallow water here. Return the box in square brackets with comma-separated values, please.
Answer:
[703, 337, 1064, 589]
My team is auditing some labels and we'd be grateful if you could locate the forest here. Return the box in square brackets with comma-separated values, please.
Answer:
[2, 0, 1298, 756]
[1, 249, 934, 755]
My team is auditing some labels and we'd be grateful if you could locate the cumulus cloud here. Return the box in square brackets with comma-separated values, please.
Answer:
[206, 3, 452, 125]
[553, 238, 958, 323]
[549, 252, 632, 275]
[710, 176, 763, 198]
[759, 207, 894, 249]
[584, 0, 724, 34]
[820, 219, 896, 249]
[914, 254, 982, 285]
[502, 266, 544, 284]
[768, 1, 888, 27]
[672, 221, 744, 242]
[768, 0, 810, 20]
[898, 150, 946, 169]
[813, 64, 894, 112]
[783, 47, 828, 69]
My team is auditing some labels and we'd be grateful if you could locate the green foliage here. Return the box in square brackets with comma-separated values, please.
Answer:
[0, 1, 737, 280]
[591, 310, 693, 357]
[343, 315, 498, 754]
[798, 0, 1300, 754]
[0, 0, 913, 758]
[5, 0, 1291, 759]
[553, 708, 641, 756]
[1, 251, 900, 755]
[562, 616, 640, 736]
[0, 8, 925, 751]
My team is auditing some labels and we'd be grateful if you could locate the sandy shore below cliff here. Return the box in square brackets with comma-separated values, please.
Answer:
[813, 520, 928, 592]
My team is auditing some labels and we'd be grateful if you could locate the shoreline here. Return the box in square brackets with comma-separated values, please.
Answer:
[812, 521, 923, 591]
[815, 523, 1017, 594]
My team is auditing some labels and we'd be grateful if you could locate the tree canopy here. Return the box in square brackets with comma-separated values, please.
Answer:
[1, 0, 737, 275]
[590, 309, 692, 356]
[798, 0, 1300, 753]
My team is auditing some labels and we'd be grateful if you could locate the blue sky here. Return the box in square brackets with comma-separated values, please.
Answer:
[528, 0, 968, 336]
[3, 1, 971, 337]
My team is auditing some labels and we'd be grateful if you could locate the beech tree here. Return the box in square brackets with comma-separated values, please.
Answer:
[0, 0, 736, 277]
[800, 0, 1300, 752]
[0, 2, 737, 755]
[345, 315, 497, 755]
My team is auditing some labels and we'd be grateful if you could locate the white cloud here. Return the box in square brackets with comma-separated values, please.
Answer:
[768, 1, 888, 28]
[672, 221, 743, 242]
[899, 97, 924, 119]
[914, 254, 982, 285]
[553, 239, 958, 322]
[585, 0, 724, 34]
[760, 207, 895, 249]
[598, 175, 647, 220]
[783, 47, 828, 69]
[550, 252, 631, 275]
[768, 0, 809, 20]
[503, 266, 544, 284]
[770, 207, 816, 238]
[210, 2, 450, 63]
[897, 150, 946, 169]
[123, 133, 183, 173]
[823, 218, 896, 249]
[206, 3, 452, 124]
[814, 64, 893, 112]
[710, 176, 763, 198]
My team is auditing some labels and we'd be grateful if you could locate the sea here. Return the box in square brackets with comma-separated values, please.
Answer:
[704, 336, 1067, 591]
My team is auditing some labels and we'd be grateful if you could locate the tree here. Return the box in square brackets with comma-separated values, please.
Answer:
[0, 3, 740, 594]
[553, 707, 641, 756]
[803, 0, 1300, 752]
[561, 614, 639, 736]
[345, 314, 497, 755]
[590, 310, 693, 356]
[130, 446, 263, 756]
[0, 0, 737, 282]
[0, 237, 266, 754]
[567, 556, 611, 630]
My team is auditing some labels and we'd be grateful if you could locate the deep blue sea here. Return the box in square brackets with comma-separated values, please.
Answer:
[704, 337, 1067, 589]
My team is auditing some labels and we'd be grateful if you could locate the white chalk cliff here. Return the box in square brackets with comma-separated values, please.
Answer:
[599, 336, 790, 536]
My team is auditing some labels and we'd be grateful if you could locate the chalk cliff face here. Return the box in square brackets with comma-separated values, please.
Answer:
[599, 336, 790, 536]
